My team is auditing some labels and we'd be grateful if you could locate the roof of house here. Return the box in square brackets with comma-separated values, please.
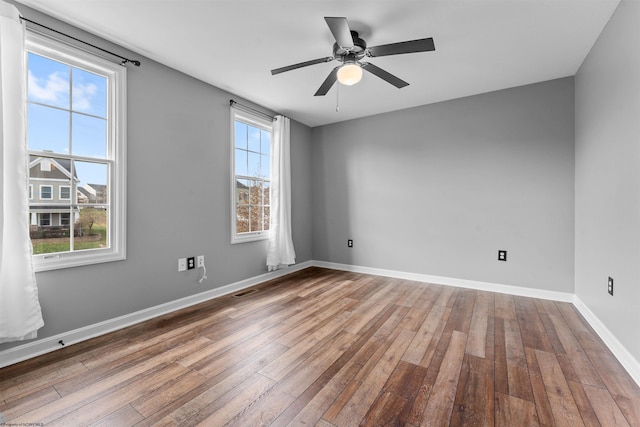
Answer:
[29, 156, 78, 180]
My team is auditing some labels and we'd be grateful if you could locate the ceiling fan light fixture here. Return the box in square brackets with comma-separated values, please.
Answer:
[337, 63, 363, 86]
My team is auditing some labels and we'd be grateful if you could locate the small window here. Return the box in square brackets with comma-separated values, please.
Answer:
[230, 108, 271, 243]
[26, 33, 126, 271]
[60, 212, 71, 226]
[60, 185, 71, 200]
[29, 184, 33, 200]
[40, 213, 51, 226]
[40, 185, 53, 200]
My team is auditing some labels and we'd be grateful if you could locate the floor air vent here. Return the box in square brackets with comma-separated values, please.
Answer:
[233, 289, 258, 298]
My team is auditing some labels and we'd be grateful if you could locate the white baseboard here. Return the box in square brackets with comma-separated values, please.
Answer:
[0, 261, 313, 369]
[3, 259, 638, 389]
[314, 261, 574, 302]
[572, 296, 640, 386]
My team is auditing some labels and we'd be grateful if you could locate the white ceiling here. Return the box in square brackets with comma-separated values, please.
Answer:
[16, 0, 619, 127]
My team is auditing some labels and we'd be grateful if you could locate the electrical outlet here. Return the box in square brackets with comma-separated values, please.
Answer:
[187, 257, 195, 270]
[608, 277, 614, 296]
[197, 255, 205, 268]
[348, 239, 353, 248]
[498, 250, 507, 261]
[178, 258, 187, 272]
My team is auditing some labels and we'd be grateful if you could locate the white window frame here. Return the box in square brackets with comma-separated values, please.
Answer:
[39, 185, 53, 200]
[230, 108, 271, 244]
[26, 33, 127, 272]
[59, 185, 71, 200]
[29, 184, 33, 200]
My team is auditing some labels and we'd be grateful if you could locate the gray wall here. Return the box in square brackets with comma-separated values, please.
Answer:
[0, 3, 313, 351]
[311, 78, 575, 292]
[575, 0, 640, 362]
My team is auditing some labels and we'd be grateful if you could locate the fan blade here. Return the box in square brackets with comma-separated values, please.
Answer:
[314, 66, 340, 96]
[367, 37, 435, 57]
[324, 17, 353, 49]
[271, 57, 334, 75]
[361, 62, 409, 88]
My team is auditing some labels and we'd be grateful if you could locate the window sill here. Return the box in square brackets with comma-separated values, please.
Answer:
[231, 232, 269, 245]
[33, 250, 126, 272]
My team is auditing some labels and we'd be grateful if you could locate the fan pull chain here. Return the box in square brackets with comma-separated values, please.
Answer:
[336, 82, 340, 112]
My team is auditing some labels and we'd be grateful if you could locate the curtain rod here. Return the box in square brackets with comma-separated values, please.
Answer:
[19, 17, 141, 67]
[229, 99, 277, 122]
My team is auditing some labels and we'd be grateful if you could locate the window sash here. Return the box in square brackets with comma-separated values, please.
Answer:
[26, 32, 126, 271]
[230, 108, 272, 244]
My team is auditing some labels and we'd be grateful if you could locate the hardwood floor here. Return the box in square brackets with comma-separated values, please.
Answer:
[1, 267, 639, 426]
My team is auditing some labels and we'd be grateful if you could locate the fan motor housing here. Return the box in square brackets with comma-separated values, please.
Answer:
[333, 31, 367, 60]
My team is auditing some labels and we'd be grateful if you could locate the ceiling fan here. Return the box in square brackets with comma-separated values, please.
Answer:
[271, 17, 436, 96]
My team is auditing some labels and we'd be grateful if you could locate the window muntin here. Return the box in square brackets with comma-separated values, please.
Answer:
[26, 33, 126, 271]
[231, 109, 271, 243]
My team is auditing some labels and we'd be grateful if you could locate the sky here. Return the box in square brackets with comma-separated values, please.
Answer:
[27, 52, 108, 187]
[234, 120, 270, 180]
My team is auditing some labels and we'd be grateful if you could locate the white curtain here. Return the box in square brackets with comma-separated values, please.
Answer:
[0, 1, 44, 343]
[266, 115, 296, 271]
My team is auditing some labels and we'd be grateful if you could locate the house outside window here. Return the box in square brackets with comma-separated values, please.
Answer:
[26, 33, 126, 271]
[230, 108, 271, 243]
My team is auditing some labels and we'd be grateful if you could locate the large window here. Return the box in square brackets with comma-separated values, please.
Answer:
[26, 33, 126, 271]
[231, 108, 271, 243]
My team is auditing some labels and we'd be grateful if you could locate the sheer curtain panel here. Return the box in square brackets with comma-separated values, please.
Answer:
[0, 1, 44, 343]
[266, 115, 296, 271]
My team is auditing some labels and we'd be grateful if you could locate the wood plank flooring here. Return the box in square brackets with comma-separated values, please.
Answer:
[1, 267, 639, 426]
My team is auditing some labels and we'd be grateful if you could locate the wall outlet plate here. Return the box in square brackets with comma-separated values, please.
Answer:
[348, 239, 353, 248]
[178, 258, 187, 272]
[608, 276, 614, 296]
[498, 250, 507, 261]
[187, 257, 195, 270]
[197, 255, 205, 268]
